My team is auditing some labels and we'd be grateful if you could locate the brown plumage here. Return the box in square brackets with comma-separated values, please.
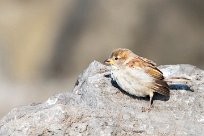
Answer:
[104, 48, 170, 111]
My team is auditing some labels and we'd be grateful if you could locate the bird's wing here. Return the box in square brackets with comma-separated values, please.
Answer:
[127, 56, 170, 96]
[139, 56, 156, 66]
[150, 79, 170, 96]
[127, 56, 164, 80]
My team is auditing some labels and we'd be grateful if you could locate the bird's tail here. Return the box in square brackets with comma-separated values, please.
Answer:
[164, 77, 193, 91]
[164, 77, 190, 83]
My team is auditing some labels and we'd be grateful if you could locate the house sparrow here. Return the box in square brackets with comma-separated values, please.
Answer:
[104, 48, 170, 111]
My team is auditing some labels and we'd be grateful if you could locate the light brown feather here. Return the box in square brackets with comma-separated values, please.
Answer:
[145, 68, 164, 80]
[152, 79, 170, 96]
[127, 57, 164, 80]
[127, 56, 170, 96]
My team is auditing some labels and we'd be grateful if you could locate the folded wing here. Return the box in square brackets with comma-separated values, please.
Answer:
[127, 56, 170, 96]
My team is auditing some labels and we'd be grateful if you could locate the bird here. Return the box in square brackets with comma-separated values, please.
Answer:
[104, 48, 170, 111]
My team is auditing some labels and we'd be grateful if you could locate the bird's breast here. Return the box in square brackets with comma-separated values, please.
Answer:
[111, 66, 153, 97]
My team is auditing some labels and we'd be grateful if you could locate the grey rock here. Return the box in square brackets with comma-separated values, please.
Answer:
[0, 61, 204, 136]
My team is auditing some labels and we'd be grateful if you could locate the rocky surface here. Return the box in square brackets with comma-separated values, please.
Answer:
[0, 61, 204, 136]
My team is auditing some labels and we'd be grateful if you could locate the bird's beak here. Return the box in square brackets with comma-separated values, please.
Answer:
[104, 58, 114, 65]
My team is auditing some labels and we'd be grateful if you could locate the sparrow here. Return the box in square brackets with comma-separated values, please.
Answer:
[104, 48, 170, 111]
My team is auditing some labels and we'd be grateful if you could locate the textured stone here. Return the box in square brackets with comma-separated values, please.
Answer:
[0, 61, 204, 135]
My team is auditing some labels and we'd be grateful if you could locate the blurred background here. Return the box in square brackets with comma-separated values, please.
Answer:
[0, 0, 204, 117]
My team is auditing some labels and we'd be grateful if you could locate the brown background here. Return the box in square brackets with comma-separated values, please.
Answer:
[0, 0, 204, 117]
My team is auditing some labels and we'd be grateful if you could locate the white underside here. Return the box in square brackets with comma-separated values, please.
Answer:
[111, 66, 154, 97]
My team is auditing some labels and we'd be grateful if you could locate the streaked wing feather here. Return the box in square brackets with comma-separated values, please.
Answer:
[140, 56, 156, 66]
[150, 84, 170, 96]
[155, 79, 169, 89]
[128, 57, 164, 80]
[145, 67, 164, 80]
[127, 56, 170, 96]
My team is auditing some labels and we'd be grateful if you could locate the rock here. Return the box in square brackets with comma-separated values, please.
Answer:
[0, 61, 204, 136]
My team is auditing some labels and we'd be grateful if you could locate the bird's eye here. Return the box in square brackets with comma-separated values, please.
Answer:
[115, 57, 118, 60]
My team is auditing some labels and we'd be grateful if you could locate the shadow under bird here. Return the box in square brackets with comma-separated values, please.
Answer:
[104, 48, 170, 112]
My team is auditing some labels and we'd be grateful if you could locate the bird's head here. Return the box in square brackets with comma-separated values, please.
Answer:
[104, 48, 135, 66]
